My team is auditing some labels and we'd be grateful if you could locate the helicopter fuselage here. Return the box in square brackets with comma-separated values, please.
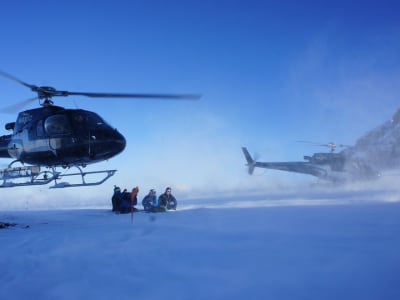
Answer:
[0, 105, 126, 167]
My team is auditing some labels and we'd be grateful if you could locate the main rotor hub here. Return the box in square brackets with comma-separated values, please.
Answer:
[34, 86, 57, 99]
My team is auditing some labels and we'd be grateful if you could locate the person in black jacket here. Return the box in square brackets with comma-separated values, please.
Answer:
[111, 185, 122, 212]
[120, 189, 132, 213]
[158, 187, 177, 210]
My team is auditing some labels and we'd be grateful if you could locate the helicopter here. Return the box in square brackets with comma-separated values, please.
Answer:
[240, 108, 400, 184]
[0, 71, 200, 188]
[242, 143, 380, 183]
[242, 143, 351, 183]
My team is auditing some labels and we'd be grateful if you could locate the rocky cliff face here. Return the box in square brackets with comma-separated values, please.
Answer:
[343, 109, 400, 174]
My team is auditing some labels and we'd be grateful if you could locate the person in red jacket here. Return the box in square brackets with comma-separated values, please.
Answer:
[131, 186, 139, 212]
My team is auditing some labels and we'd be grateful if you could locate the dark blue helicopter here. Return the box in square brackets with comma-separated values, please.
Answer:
[0, 71, 199, 188]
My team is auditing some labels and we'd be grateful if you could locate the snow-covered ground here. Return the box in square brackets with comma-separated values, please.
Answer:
[1, 184, 400, 300]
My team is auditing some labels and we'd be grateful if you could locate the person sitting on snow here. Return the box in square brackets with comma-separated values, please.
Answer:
[142, 189, 157, 212]
[158, 187, 177, 210]
[111, 185, 122, 212]
[119, 188, 132, 214]
[131, 186, 139, 212]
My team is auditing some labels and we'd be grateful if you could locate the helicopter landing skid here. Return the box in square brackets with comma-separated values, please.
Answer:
[50, 168, 117, 188]
[0, 165, 116, 188]
[0, 166, 60, 188]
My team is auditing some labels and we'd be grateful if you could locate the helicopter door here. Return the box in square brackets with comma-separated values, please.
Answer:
[44, 114, 72, 151]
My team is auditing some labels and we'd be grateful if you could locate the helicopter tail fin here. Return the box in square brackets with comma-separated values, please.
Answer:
[242, 147, 256, 175]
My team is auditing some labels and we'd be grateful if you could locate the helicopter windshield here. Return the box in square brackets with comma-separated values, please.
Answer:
[44, 114, 72, 136]
[69, 110, 109, 129]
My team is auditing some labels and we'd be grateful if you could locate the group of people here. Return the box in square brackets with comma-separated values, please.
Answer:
[111, 186, 177, 213]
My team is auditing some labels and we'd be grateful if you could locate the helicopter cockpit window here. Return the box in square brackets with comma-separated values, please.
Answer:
[44, 115, 72, 136]
[70, 111, 108, 129]
[87, 112, 107, 126]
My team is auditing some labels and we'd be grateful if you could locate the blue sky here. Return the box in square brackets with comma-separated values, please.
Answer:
[1, 0, 400, 206]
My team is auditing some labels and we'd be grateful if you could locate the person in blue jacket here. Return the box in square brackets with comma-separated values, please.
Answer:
[142, 189, 158, 212]
[158, 187, 177, 210]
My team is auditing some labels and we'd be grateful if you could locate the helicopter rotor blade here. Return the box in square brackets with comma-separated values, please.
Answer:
[296, 140, 323, 146]
[59, 91, 201, 100]
[0, 97, 38, 114]
[1, 70, 201, 102]
[296, 140, 352, 153]
[297, 140, 335, 147]
[0, 70, 37, 90]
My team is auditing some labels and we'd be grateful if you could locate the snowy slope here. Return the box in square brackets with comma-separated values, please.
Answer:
[1, 186, 400, 300]
[344, 109, 400, 171]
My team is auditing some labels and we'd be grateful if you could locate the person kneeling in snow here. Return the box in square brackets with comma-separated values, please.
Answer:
[142, 189, 157, 212]
[111, 186, 122, 212]
[142, 189, 166, 212]
[158, 187, 177, 210]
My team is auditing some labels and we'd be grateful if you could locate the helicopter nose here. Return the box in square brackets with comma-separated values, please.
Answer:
[89, 128, 126, 161]
[111, 130, 126, 155]
[105, 129, 126, 156]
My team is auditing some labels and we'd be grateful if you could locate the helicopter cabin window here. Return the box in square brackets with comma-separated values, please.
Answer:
[44, 115, 72, 136]
[36, 120, 45, 137]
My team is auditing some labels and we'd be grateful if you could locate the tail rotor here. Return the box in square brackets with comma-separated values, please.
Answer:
[242, 147, 257, 175]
